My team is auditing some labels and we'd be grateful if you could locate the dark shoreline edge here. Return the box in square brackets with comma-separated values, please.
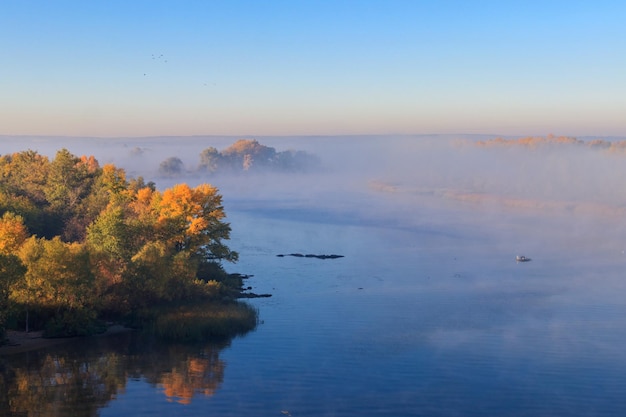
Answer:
[0, 324, 134, 356]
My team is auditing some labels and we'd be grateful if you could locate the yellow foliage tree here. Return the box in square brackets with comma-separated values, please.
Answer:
[0, 211, 29, 255]
[13, 236, 95, 332]
[155, 183, 236, 261]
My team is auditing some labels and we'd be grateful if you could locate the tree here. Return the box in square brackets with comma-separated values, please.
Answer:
[44, 149, 100, 240]
[155, 183, 237, 262]
[86, 204, 130, 292]
[196, 139, 319, 174]
[12, 237, 47, 332]
[44, 149, 95, 212]
[14, 236, 96, 333]
[220, 139, 276, 171]
[0, 150, 50, 205]
[159, 157, 184, 177]
[0, 212, 29, 255]
[0, 254, 26, 340]
[198, 147, 221, 173]
[274, 149, 321, 172]
[0, 151, 50, 236]
[126, 241, 174, 305]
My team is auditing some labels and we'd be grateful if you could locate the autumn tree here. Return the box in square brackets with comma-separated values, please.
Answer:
[155, 183, 237, 262]
[220, 139, 275, 171]
[0, 212, 28, 338]
[14, 237, 96, 334]
[0, 254, 26, 340]
[196, 139, 319, 174]
[0, 212, 29, 255]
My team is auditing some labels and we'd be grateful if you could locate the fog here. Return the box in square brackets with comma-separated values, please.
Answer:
[4, 134, 626, 390]
[2, 134, 626, 260]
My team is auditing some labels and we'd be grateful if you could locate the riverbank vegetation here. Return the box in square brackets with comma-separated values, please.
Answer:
[0, 148, 255, 341]
[475, 134, 626, 152]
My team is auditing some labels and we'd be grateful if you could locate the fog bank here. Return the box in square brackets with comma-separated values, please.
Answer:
[2, 134, 625, 259]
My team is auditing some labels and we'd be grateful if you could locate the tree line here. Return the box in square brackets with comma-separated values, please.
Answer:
[159, 139, 320, 177]
[475, 134, 626, 152]
[0, 148, 242, 339]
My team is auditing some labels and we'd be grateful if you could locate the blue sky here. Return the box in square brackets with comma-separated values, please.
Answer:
[1, 1, 625, 137]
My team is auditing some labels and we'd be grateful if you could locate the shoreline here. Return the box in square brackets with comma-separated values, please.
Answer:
[0, 325, 133, 356]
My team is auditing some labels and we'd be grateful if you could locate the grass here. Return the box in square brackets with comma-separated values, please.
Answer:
[142, 300, 258, 342]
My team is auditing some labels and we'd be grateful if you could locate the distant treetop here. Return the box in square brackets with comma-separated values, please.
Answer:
[197, 139, 320, 174]
[475, 135, 626, 152]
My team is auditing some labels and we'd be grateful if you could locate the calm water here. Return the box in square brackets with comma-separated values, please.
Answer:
[2, 200, 626, 416]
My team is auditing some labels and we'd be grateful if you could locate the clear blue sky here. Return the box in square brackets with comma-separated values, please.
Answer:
[1, 1, 625, 137]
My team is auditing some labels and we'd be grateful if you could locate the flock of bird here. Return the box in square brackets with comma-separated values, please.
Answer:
[142, 53, 214, 87]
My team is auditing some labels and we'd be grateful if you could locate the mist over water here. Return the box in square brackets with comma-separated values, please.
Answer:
[3, 133, 626, 276]
[2, 134, 625, 260]
[3, 134, 626, 415]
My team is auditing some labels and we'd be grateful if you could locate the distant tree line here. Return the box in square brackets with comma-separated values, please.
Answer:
[0, 149, 242, 339]
[158, 139, 320, 177]
[476, 134, 626, 152]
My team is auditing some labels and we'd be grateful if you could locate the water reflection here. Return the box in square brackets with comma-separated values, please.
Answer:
[0, 330, 241, 416]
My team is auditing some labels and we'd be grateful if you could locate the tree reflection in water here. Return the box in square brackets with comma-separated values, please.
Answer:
[143, 343, 226, 405]
[0, 329, 238, 416]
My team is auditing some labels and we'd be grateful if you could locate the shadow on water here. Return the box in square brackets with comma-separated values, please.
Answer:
[0, 302, 258, 417]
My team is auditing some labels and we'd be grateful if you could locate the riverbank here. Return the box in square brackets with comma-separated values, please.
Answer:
[0, 325, 133, 355]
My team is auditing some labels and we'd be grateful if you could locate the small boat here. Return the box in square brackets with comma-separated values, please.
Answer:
[516, 255, 531, 262]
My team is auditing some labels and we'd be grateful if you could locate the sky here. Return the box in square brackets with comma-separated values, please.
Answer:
[1, 0, 625, 138]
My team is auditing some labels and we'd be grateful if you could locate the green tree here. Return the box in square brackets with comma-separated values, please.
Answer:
[127, 241, 173, 305]
[86, 203, 134, 309]
[12, 236, 47, 332]
[44, 149, 100, 240]
[0, 151, 51, 235]
[14, 236, 96, 333]
[0, 150, 50, 205]
[44, 149, 88, 211]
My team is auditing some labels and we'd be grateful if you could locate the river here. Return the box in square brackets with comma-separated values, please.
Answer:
[3, 195, 626, 416]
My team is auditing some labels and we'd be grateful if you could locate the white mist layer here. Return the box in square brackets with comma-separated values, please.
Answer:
[2, 134, 625, 260]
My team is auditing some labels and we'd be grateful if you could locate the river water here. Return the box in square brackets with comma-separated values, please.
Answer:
[4, 195, 626, 416]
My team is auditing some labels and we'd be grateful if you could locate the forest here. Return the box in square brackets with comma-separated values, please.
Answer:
[0, 148, 253, 341]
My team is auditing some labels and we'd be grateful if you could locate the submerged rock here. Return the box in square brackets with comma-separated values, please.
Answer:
[238, 292, 272, 298]
[276, 253, 344, 259]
